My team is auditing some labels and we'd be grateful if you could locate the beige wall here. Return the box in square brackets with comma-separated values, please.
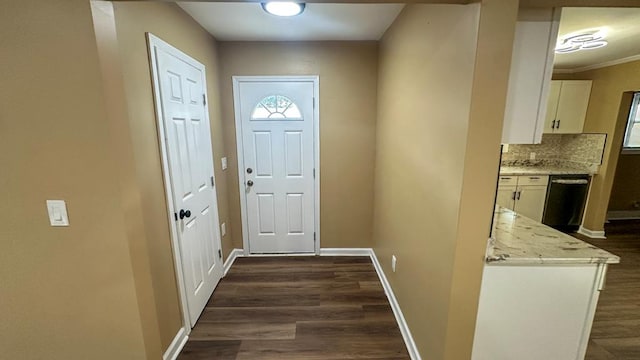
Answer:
[0, 0, 149, 358]
[374, 4, 475, 358]
[111, 1, 234, 350]
[609, 154, 640, 211]
[559, 60, 640, 230]
[372, 2, 517, 359]
[218, 42, 379, 249]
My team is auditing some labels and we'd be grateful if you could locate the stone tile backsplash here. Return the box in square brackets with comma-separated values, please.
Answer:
[502, 133, 607, 171]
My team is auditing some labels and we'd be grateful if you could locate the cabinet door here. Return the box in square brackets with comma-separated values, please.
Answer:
[501, 9, 560, 144]
[497, 185, 517, 211]
[555, 81, 592, 134]
[515, 185, 548, 222]
[543, 81, 561, 134]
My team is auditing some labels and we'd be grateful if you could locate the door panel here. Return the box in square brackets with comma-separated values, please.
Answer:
[497, 185, 517, 211]
[153, 40, 223, 326]
[237, 81, 316, 253]
[515, 185, 548, 222]
[544, 80, 561, 133]
[555, 81, 591, 134]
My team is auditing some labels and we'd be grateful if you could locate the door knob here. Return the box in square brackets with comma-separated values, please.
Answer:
[179, 209, 191, 219]
[247, 180, 254, 187]
[247, 168, 253, 174]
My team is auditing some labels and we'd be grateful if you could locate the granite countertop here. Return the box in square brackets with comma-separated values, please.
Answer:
[487, 207, 620, 265]
[499, 165, 595, 176]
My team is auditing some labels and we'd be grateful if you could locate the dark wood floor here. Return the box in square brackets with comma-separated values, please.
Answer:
[574, 220, 640, 360]
[178, 256, 410, 360]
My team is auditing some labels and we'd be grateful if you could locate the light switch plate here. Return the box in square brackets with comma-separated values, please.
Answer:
[46, 200, 69, 226]
[221, 157, 228, 170]
[221, 222, 226, 237]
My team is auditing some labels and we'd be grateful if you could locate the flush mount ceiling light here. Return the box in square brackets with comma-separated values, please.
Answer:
[555, 29, 608, 54]
[261, 2, 306, 17]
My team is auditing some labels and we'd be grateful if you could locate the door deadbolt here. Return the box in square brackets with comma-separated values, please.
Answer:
[246, 168, 253, 174]
[247, 180, 254, 187]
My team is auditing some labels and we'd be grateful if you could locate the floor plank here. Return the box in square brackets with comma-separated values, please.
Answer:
[177, 340, 241, 360]
[574, 220, 640, 360]
[178, 256, 410, 359]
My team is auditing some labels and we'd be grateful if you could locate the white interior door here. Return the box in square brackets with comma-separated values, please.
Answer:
[235, 80, 316, 254]
[150, 36, 223, 326]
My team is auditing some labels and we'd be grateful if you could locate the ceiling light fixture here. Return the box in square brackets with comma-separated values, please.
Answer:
[261, 2, 305, 17]
[555, 29, 608, 54]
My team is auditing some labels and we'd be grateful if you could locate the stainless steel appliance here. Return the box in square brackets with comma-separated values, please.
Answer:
[542, 175, 590, 232]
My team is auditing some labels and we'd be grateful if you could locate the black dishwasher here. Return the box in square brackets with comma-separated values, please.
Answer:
[542, 175, 590, 232]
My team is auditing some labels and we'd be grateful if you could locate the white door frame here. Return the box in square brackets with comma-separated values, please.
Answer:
[147, 33, 222, 332]
[232, 76, 320, 256]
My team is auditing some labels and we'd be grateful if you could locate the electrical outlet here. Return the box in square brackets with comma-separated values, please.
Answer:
[529, 152, 536, 160]
[221, 222, 226, 237]
[502, 144, 510, 153]
[221, 157, 228, 170]
[392, 255, 397, 273]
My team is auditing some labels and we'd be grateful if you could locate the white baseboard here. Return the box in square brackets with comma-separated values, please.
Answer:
[223, 248, 244, 276]
[319, 248, 373, 256]
[368, 249, 422, 360]
[163, 326, 188, 360]
[607, 210, 640, 220]
[578, 226, 607, 239]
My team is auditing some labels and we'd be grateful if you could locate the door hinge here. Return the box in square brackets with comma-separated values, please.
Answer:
[314, 232, 316, 241]
[218, 249, 222, 259]
[203, 94, 207, 106]
[211, 175, 215, 187]
[313, 168, 316, 179]
[174, 212, 178, 221]
[313, 97, 315, 109]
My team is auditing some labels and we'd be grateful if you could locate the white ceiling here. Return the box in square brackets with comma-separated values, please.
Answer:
[554, 7, 640, 72]
[178, 2, 404, 41]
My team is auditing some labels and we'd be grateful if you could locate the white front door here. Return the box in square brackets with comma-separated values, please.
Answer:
[235, 79, 317, 253]
[150, 36, 223, 326]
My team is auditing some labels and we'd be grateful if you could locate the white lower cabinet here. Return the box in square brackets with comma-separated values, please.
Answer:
[497, 175, 549, 222]
[472, 263, 608, 360]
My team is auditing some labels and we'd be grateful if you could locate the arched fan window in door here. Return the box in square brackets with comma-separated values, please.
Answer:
[251, 95, 302, 120]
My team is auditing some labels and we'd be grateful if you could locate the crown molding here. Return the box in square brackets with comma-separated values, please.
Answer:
[554, 53, 640, 74]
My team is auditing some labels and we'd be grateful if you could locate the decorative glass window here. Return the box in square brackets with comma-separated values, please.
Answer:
[251, 95, 302, 119]
[623, 92, 640, 152]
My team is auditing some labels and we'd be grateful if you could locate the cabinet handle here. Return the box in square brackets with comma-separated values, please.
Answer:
[529, 177, 540, 180]
[516, 191, 521, 200]
[501, 177, 512, 180]
[556, 119, 561, 129]
[512, 191, 517, 200]
[552, 120, 556, 129]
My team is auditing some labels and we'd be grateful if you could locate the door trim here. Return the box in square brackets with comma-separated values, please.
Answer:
[232, 76, 320, 256]
[147, 33, 222, 332]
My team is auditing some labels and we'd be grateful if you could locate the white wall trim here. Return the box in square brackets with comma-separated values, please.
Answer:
[607, 210, 640, 220]
[223, 248, 244, 276]
[232, 75, 321, 256]
[162, 327, 189, 360]
[578, 226, 607, 239]
[553, 54, 640, 74]
[368, 249, 422, 360]
[319, 248, 373, 256]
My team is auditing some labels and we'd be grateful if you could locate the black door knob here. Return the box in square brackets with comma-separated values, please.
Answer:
[179, 209, 191, 219]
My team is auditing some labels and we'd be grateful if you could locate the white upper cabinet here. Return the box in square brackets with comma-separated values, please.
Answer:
[502, 8, 561, 145]
[544, 80, 592, 134]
